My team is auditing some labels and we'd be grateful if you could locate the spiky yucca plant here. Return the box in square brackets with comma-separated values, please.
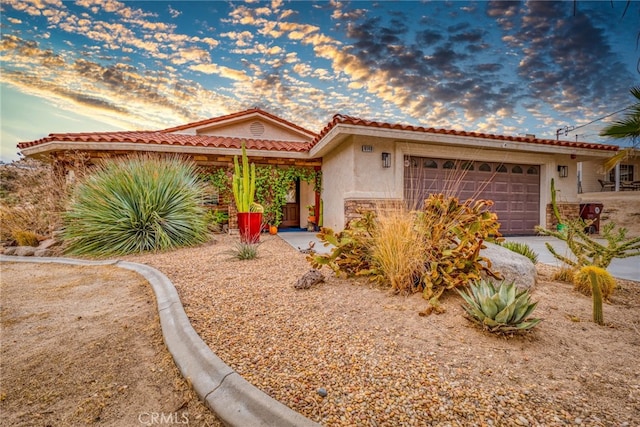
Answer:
[63, 155, 209, 256]
[458, 279, 542, 334]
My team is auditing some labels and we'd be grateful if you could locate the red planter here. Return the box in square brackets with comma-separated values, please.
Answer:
[237, 212, 262, 243]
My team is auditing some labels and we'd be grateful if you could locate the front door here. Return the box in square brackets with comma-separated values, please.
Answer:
[280, 181, 300, 228]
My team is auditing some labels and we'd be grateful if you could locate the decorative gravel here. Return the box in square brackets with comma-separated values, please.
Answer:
[124, 234, 639, 427]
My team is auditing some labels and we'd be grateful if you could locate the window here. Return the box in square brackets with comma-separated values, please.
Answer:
[512, 165, 523, 174]
[443, 160, 456, 169]
[496, 164, 507, 173]
[609, 164, 635, 182]
[461, 161, 474, 171]
[479, 163, 491, 172]
[423, 159, 438, 168]
[527, 166, 538, 175]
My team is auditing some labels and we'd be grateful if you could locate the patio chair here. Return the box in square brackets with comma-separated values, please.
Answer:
[598, 179, 615, 191]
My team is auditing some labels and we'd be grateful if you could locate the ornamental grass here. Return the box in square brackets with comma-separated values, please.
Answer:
[63, 154, 209, 256]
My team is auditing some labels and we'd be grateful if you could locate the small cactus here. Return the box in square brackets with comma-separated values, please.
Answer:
[573, 265, 615, 301]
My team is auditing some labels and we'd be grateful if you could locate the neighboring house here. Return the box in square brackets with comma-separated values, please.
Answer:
[579, 149, 640, 192]
[18, 108, 619, 235]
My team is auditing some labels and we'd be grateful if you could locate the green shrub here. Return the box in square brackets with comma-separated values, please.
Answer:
[229, 241, 259, 260]
[573, 265, 615, 301]
[458, 279, 542, 334]
[63, 155, 209, 256]
[500, 241, 538, 264]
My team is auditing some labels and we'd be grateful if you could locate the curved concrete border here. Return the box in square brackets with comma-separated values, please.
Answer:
[1, 255, 320, 427]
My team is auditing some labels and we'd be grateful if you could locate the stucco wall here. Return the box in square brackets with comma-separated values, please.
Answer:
[197, 119, 311, 142]
[321, 137, 355, 230]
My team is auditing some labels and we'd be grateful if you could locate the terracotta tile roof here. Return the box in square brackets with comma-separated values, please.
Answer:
[17, 131, 312, 152]
[312, 114, 620, 151]
[160, 108, 318, 138]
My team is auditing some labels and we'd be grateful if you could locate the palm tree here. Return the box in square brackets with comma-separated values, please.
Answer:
[600, 86, 640, 172]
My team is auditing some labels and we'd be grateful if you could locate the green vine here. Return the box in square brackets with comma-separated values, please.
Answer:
[201, 165, 320, 227]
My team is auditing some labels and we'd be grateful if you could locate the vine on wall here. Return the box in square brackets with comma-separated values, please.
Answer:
[201, 165, 320, 227]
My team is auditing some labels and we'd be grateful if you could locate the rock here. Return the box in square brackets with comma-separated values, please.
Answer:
[37, 238, 60, 250]
[294, 269, 325, 290]
[2, 246, 17, 255]
[34, 248, 52, 257]
[14, 246, 37, 257]
[481, 242, 537, 290]
[317, 387, 327, 397]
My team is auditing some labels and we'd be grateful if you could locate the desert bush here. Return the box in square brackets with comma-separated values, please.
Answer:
[552, 266, 575, 282]
[63, 155, 209, 256]
[458, 279, 542, 334]
[415, 194, 503, 309]
[309, 211, 377, 277]
[370, 208, 427, 294]
[12, 229, 40, 246]
[310, 195, 502, 313]
[573, 265, 616, 301]
[500, 241, 538, 264]
[0, 159, 72, 241]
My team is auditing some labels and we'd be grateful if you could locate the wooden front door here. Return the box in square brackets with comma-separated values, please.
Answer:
[280, 181, 300, 228]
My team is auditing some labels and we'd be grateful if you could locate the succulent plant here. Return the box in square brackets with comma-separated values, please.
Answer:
[573, 265, 615, 301]
[458, 279, 542, 334]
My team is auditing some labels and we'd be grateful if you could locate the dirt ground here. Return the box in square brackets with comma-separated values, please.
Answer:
[0, 263, 222, 427]
[578, 192, 640, 237]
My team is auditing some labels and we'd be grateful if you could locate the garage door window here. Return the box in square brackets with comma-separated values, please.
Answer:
[512, 165, 523, 174]
[496, 164, 507, 173]
[527, 166, 538, 175]
[443, 160, 456, 169]
[424, 160, 438, 168]
[479, 163, 491, 172]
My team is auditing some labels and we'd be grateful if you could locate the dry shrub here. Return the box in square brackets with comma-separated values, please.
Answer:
[0, 155, 87, 242]
[573, 265, 616, 300]
[12, 229, 40, 246]
[371, 207, 427, 294]
[552, 266, 575, 283]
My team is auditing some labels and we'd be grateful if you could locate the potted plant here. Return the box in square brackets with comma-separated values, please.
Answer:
[306, 204, 316, 224]
[233, 142, 263, 243]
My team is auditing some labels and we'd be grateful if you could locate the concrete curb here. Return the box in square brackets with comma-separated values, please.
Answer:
[1, 255, 320, 427]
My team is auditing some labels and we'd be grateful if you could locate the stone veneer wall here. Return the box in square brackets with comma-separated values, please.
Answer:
[344, 199, 405, 227]
[545, 203, 580, 229]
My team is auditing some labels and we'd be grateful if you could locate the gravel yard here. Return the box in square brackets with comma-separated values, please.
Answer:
[120, 234, 640, 426]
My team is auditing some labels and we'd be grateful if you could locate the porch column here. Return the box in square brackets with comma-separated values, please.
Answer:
[615, 163, 620, 192]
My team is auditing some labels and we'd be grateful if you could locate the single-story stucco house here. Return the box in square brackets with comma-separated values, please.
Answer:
[18, 108, 621, 235]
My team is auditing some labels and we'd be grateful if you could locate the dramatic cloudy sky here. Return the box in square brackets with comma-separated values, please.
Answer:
[1, 0, 638, 162]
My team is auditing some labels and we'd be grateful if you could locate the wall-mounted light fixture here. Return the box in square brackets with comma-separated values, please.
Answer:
[557, 165, 568, 178]
[382, 152, 391, 168]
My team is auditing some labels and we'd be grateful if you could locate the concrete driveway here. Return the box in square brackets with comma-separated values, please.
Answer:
[278, 232, 639, 281]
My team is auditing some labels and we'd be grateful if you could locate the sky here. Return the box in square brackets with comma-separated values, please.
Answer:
[1, 0, 638, 163]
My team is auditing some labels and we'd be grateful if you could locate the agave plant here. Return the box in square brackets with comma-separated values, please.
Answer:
[458, 279, 542, 334]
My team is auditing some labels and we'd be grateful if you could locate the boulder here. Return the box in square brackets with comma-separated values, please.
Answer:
[38, 238, 60, 250]
[2, 247, 17, 255]
[481, 242, 537, 290]
[34, 248, 52, 257]
[294, 269, 325, 290]
[14, 246, 37, 257]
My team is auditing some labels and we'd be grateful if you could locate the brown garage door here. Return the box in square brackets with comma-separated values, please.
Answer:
[404, 157, 540, 235]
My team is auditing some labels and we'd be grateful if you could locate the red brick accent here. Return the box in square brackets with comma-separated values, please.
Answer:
[545, 203, 580, 229]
